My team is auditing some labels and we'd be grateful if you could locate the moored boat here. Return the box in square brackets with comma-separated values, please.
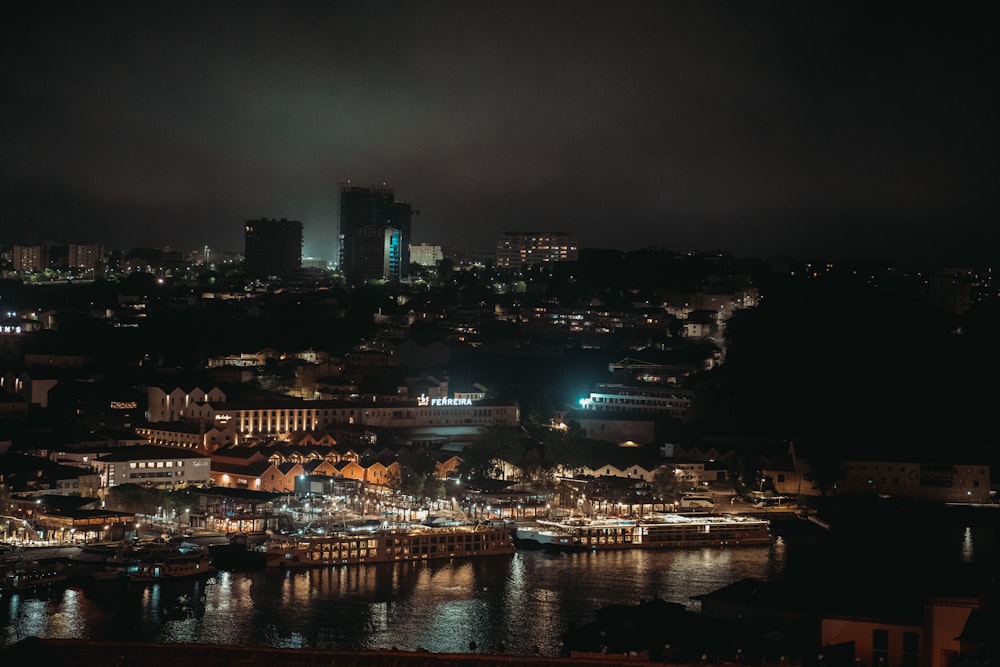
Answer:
[513, 513, 772, 552]
[1, 558, 69, 594]
[119, 543, 216, 581]
[67, 542, 136, 581]
[514, 523, 588, 551]
[263, 520, 515, 569]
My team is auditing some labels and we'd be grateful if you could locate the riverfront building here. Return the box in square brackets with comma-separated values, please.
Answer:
[185, 398, 519, 439]
[92, 444, 212, 489]
[142, 384, 518, 443]
[838, 456, 992, 504]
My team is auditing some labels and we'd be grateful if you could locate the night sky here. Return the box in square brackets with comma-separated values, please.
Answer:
[2, 1, 997, 265]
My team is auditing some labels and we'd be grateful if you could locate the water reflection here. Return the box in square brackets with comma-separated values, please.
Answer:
[1, 547, 778, 653]
[1, 520, 993, 656]
[961, 527, 974, 563]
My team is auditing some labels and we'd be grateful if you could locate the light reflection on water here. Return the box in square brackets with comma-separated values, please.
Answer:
[1, 545, 780, 654]
[961, 527, 974, 563]
[2, 516, 993, 656]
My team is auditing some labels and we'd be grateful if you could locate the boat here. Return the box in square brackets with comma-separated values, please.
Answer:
[513, 513, 772, 551]
[182, 532, 266, 570]
[67, 542, 138, 581]
[119, 542, 216, 581]
[1, 558, 70, 594]
[263, 520, 515, 569]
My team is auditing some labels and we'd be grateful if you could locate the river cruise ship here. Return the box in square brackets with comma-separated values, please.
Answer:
[264, 521, 515, 569]
[514, 513, 772, 551]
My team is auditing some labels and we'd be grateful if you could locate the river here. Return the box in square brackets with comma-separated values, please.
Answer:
[2, 508, 996, 655]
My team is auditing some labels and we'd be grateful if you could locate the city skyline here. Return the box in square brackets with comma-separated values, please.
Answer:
[2, 1, 998, 265]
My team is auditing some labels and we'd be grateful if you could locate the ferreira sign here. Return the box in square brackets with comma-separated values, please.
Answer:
[417, 394, 474, 407]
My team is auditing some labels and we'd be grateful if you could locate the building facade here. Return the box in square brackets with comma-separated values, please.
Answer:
[838, 458, 991, 503]
[67, 243, 105, 270]
[495, 231, 578, 269]
[410, 243, 443, 267]
[13, 244, 48, 272]
[135, 422, 238, 450]
[92, 445, 212, 489]
[339, 183, 413, 281]
[184, 398, 519, 439]
[144, 385, 227, 422]
[579, 383, 700, 422]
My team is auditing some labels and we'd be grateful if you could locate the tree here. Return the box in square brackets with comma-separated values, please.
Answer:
[516, 446, 548, 486]
[543, 423, 594, 476]
[255, 358, 296, 394]
[518, 387, 556, 426]
[803, 443, 842, 497]
[395, 446, 443, 501]
[732, 446, 764, 498]
[651, 465, 680, 501]
[458, 426, 521, 480]
[104, 485, 195, 519]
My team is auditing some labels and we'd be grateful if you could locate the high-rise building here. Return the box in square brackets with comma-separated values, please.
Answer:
[244, 218, 303, 278]
[495, 231, 579, 269]
[68, 243, 105, 270]
[339, 183, 413, 282]
[12, 244, 48, 272]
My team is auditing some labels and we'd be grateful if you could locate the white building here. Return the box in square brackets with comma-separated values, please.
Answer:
[134, 422, 238, 450]
[578, 384, 699, 422]
[410, 243, 443, 267]
[184, 398, 519, 439]
[92, 445, 211, 489]
[144, 385, 226, 422]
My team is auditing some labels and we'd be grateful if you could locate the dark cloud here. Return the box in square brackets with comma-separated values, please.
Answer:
[2, 1, 997, 264]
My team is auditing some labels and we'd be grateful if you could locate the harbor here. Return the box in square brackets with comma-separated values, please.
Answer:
[2, 502, 997, 661]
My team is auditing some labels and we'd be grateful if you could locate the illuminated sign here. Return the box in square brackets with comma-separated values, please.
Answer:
[920, 463, 954, 488]
[214, 414, 232, 422]
[109, 401, 138, 410]
[433, 398, 473, 406]
[417, 393, 473, 407]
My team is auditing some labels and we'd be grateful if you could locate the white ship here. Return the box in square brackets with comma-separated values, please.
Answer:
[514, 513, 772, 551]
